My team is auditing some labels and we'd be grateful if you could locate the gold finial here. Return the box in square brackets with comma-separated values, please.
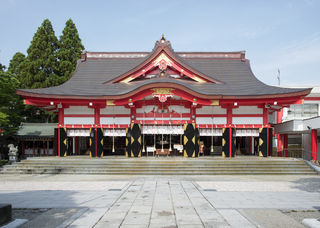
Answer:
[160, 34, 165, 43]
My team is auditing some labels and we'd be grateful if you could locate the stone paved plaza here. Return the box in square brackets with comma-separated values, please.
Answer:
[0, 174, 319, 227]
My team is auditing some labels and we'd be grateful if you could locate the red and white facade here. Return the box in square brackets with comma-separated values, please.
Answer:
[17, 37, 312, 158]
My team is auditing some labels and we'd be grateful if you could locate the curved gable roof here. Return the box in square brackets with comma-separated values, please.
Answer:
[16, 37, 312, 100]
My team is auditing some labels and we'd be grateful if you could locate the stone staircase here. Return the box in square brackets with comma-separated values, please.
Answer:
[0, 157, 317, 175]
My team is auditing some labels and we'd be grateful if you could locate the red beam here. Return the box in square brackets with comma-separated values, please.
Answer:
[136, 113, 190, 118]
[196, 124, 269, 128]
[64, 114, 94, 117]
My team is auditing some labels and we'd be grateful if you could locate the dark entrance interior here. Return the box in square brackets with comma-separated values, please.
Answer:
[102, 136, 126, 156]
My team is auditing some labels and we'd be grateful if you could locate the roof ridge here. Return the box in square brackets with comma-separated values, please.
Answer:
[81, 51, 246, 60]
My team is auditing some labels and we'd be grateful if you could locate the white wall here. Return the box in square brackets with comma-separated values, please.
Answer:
[100, 106, 130, 115]
[232, 117, 263, 125]
[64, 117, 94, 125]
[196, 117, 227, 125]
[136, 117, 190, 121]
[196, 106, 226, 114]
[64, 106, 94, 115]
[232, 106, 263, 115]
[100, 117, 131, 125]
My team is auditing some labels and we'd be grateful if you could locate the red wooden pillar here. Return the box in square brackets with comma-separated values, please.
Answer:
[267, 128, 269, 157]
[229, 127, 232, 157]
[58, 107, 64, 157]
[311, 129, 317, 160]
[276, 109, 283, 157]
[227, 107, 232, 125]
[283, 134, 288, 157]
[58, 108, 64, 125]
[249, 137, 252, 154]
[277, 134, 283, 157]
[263, 108, 268, 125]
[94, 106, 100, 126]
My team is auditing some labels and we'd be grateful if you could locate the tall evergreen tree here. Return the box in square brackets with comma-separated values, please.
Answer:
[0, 64, 5, 72]
[19, 19, 60, 89]
[0, 69, 23, 135]
[8, 52, 26, 80]
[57, 18, 84, 81]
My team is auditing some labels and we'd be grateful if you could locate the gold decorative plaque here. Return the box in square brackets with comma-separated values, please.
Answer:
[106, 100, 115, 106]
[210, 100, 219, 106]
[151, 88, 174, 95]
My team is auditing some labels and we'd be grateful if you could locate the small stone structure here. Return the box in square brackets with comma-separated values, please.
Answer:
[8, 144, 18, 163]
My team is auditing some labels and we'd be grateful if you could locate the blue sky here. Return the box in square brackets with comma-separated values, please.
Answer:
[0, 0, 319, 86]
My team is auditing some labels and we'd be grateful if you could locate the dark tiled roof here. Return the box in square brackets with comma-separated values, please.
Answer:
[16, 123, 57, 137]
[18, 53, 309, 98]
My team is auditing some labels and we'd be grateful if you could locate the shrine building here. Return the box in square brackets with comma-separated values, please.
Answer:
[16, 36, 312, 158]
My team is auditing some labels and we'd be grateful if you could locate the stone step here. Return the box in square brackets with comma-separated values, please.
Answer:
[3, 165, 312, 169]
[1, 159, 316, 175]
[1, 167, 315, 173]
[16, 163, 308, 166]
[7, 164, 310, 168]
[2, 167, 314, 171]
[0, 170, 316, 175]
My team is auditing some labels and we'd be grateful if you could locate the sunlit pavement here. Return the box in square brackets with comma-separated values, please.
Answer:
[0, 175, 319, 227]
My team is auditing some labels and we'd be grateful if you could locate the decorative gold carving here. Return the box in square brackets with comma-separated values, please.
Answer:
[192, 76, 206, 83]
[151, 88, 174, 95]
[153, 53, 173, 65]
[121, 76, 134, 83]
[222, 138, 226, 146]
[210, 100, 219, 106]
[259, 138, 263, 146]
[106, 100, 115, 106]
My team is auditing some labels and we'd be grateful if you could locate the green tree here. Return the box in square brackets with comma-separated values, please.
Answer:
[57, 18, 84, 81]
[0, 64, 5, 72]
[0, 70, 23, 135]
[19, 19, 61, 89]
[7, 52, 26, 80]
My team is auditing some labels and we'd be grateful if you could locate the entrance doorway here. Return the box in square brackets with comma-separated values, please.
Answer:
[143, 134, 183, 156]
[102, 136, 126, 156]
[66, 136, 90, 155]
[199, 136, 222, 156]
